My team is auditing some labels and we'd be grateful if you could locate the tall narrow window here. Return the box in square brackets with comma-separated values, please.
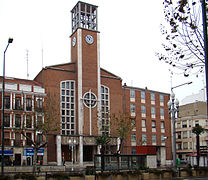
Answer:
[131, 133, 136, 145]
[4, 96, 10, 109]
[26, 133, 32, 146]
[15, 115, 21, 128]
[26, 98, 32, 111]
[160, 108, 164, 119]
[141, 91, 145, 103]
[26, 115, 32, 128]
[152, 134, 156, 145]
[160, 94, 164, 106]
[60, 80, 76, 135]
[142, 134, 147, 145]
[101, 85, 110, 135]
[130, 89, 135, 102]
[161, 134, 165, 145]
[151, 107, 156, 118]
[161, 121, 165, 133]
[4, 115, 10, 127]
[152, 120, 156, 132]
[142, 120, 146, 132]
[15, 97, 22, 110]
[141, 105, 146, 117]
[130, 104, 136, 116]
[151, 93, 155, 105]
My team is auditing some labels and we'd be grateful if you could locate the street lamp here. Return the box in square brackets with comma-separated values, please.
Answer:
[69, 138, 76, 171]
[2, 38, 13, 175]
[168, 81, 192, 170]
[168, 93, 179, 170]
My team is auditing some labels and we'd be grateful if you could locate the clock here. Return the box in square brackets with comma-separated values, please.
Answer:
[72, 37, 76, 47]
[85, 34, 94, 44]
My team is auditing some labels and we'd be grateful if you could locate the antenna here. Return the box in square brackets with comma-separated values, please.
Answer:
[42, 48, 44, 68]
[26, 49, 29, 79]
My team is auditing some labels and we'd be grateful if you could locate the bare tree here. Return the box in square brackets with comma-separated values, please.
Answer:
[156, 0, 205, 76]
[17, 92, 59, 173]
[111, 113, 134, 154]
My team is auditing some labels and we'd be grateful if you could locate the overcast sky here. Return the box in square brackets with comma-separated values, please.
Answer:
[0, 0, 205, 102]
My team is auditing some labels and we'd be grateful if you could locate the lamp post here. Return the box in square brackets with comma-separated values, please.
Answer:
[69, 138, 76, 171]
[168, 81, 192, 170]
[168, 93, 179, 170]
[2, 38, 13, 175]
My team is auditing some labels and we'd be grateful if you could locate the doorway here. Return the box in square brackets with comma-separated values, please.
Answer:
[83, 146, 93, 161]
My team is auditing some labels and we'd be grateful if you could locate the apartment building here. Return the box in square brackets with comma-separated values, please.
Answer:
[123, 86, 171, 166]
[0, 77, 46, 166]
[176, 101, 208, 166]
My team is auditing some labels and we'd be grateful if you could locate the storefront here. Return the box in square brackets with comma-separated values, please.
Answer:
[0, 150, 13, 166]
[24, 149, 44, 165]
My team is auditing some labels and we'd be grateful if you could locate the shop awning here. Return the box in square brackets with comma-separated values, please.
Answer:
[0, 150, 13, 156]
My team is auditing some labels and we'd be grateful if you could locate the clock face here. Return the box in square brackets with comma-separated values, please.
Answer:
[85, 35, 94, 44]
[72, 37, 76, 47]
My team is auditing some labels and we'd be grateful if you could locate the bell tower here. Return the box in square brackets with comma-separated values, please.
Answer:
[70, 1, 101, 166]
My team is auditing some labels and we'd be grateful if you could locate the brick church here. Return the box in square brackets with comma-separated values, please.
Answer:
[0, 1, 172, 167]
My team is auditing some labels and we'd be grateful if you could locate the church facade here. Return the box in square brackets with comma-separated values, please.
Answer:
[0, 1, 172, 167]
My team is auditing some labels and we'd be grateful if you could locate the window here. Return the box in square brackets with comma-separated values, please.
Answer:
[177, 132, 181, 139]
[141, 105, 146, 117]
[141, 91, 145, 103]
[130, 89, 135, 102]
[37, 133, 43, 145]
[142, 120, 146, 128]
[152, 134, 156, 145]
[4, 96, 10, 109]
[37, 116, 43, 128]
[26, 98, 32, 111]
[182, 121, 187, 128]
[189, 142, 192, 149]
[142, 120, 146, 132]
[151, 93, 155, 105]
[36, 98, 43, 109]
[189, 120, 192, 127]
[132, 147, 136, 155]
[160, 94, 164, 106]
[152, 121, 156, 132]
[131, 119, 136, 131]
[160, 108, 164, 119]
[26, 133, 32, 146]
[183, 131, 187, 139]
[60, 80, 75, 135]
[130, 104, 136, 116]
[130, 89, 135, 98]
[177, 122, 181, 128]
[177, 143, 182, 150]
[142, 134, 147, 145]
[151, 107, 156, 118]
[15, 97, 22, 110]
[4, 115, 10, 127]
[183, 142, 188, 149]
[161, 135, 165, 145]
[15, 115, 21, 128]
[101, 85, 110, 134]
[161, 121, 165, 133]
[4, 132, 10, 146]
[14, 133, 21, 146]
[131, 133, 136, 144]
[26, 115, 32, 128]
[189, 130, 192, 138]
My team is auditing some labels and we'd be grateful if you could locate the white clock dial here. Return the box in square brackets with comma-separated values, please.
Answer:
[72, 37, 76, 47]
[85, 35, 94, 44]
